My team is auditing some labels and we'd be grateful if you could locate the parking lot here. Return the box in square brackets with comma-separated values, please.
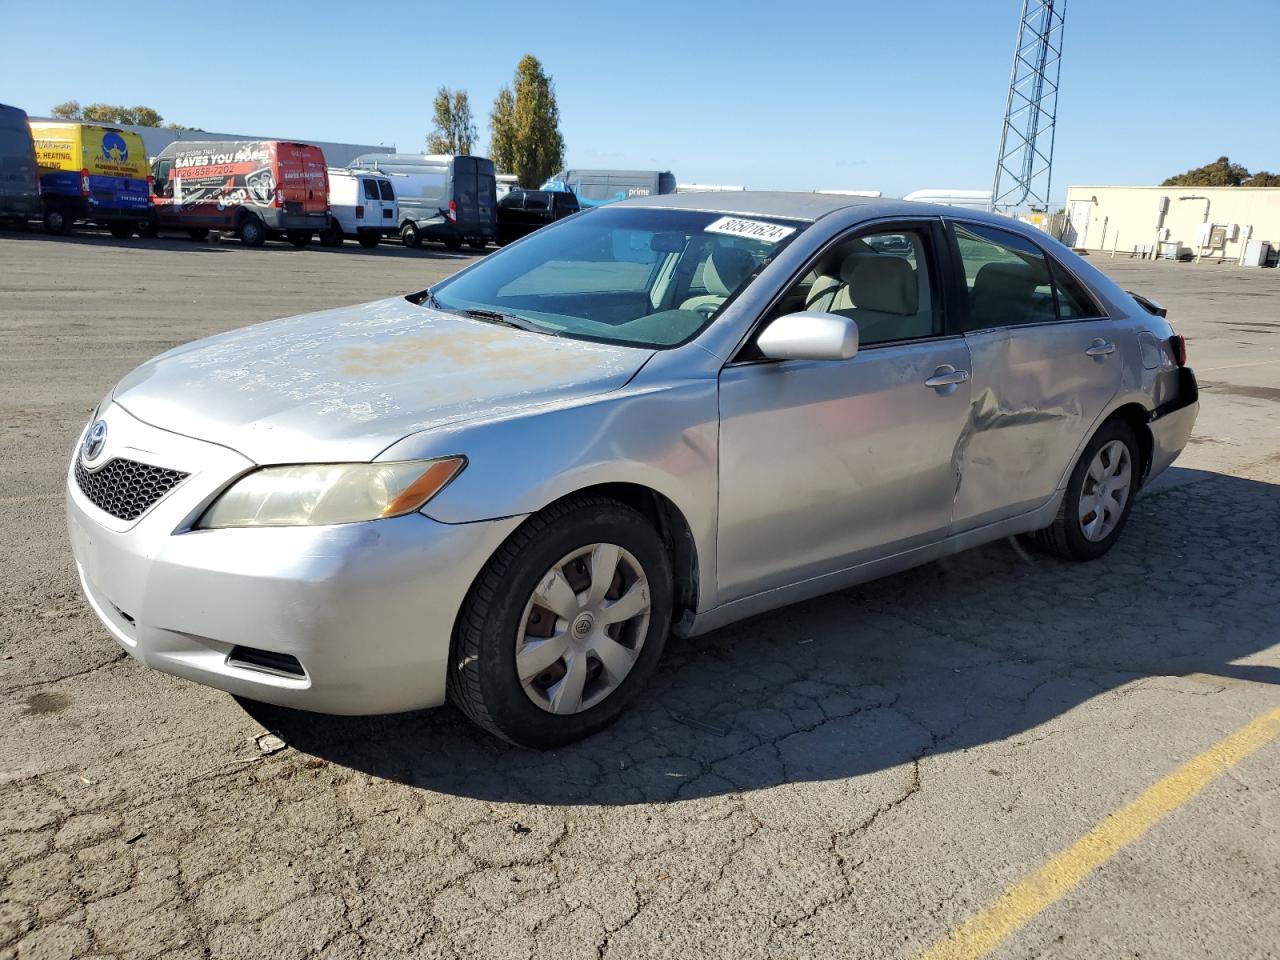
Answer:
[2, 229, 1278, 960]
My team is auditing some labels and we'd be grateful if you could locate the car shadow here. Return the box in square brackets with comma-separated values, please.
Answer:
[241, 467, 1280, 805]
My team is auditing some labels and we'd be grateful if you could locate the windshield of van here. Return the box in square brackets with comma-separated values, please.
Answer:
[425, 207, 805, 349]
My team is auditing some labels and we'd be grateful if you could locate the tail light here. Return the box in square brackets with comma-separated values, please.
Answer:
[355, 205, 364, 219]
[447, 199, 457, 222]
[275, 187, 284, 207]
[1169, 334, 1188, 367]
[80, 169, 90, 197]
[146, 175, 155, 206]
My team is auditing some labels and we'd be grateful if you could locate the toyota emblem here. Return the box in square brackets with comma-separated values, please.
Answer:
[82, 420, 108, 463]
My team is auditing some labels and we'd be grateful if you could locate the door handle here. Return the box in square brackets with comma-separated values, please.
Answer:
[924, 367, 970, 389]
[1085, 339, 1116, 358]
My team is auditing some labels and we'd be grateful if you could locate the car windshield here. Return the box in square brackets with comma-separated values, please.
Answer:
[426, 207, 806, 349]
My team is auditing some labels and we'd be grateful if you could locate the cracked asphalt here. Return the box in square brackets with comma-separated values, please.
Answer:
[2, 231, 1278, 960]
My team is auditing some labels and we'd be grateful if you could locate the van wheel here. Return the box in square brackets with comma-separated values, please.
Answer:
[239, 215, 266, 247]
[400, 222, 421, 248]
[286, 230, 312, 248]
[187, 228, 209, 241]
[108, 222, 134, 239]
[319, 223, 344, 247]
[1036, 419, 1138, 562]
[43, 209, 72, 235]
[468, 238, 487, 250]
[444, 237, 463, 251]
[357, 231, 380, 248]
[137, 221, 158, 239]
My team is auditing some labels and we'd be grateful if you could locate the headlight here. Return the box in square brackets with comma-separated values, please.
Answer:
[197, 457, 465, 528]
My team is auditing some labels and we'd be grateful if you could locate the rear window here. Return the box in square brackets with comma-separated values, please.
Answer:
[524, 192, 549, 211]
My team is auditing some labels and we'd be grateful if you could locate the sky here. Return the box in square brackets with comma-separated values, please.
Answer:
[2, 0, 1275, 204]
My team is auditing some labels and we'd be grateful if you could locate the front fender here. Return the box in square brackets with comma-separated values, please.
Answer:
[377, 380, 721, 610]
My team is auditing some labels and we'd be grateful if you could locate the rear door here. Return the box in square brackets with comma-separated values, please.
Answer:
[376, 178, 397, 227]
[450, 156, 480, 234]
[947, 219, 1122, 531]
[360, 177, 381, 227]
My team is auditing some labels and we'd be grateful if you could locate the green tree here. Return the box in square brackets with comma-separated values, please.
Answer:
[50, 100, 82, 120]
[427, 87, 476, 155]
[1244, 171, 1280, 187]
[1161, 156, 1250, 187]
[489, 55, 565, 187]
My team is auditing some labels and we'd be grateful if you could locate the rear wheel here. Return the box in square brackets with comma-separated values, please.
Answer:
[186, 227, 209, 241]
[107, 221, 134, 239]
[319, 222, 344, 246]
[43, 208, 72, 235]
[444, 236, 463, 251]
[468, 238, 487, 250]
[357, 231, 380, 248]
[286, 230, 312, 248]
[137, 220, 158, 239]
[400, 222, 421, 248]
[449, 496, 673, 748]
[238, 215, 266, 247]
[1037, 418, 1139, 561]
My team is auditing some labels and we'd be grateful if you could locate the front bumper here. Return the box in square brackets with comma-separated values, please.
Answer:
[65, 403, 522, 714]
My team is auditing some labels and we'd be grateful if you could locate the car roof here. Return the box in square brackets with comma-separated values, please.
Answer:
[613, 190, 1015, 228]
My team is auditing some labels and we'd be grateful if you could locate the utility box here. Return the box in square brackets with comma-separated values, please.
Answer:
[1162, 241, 1185, 260]
[1241, 239, 1271, 267]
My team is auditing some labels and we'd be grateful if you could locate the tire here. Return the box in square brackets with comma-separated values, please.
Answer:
[400, 222, 421, 248]
[286, 230, 312, 248]
[468, 238, 487, 250]
[449, 495, 673, 748]
[239, 215, 266, 247]
[319, 222, 344, 247]
[108, 221, 134, 239]
[444, 236, 463, 251]
[1037, 418, 1139, 561]
[43, 208, 72, 235]
[187, 228, 209, 241]
[356, 231, 380, 248]
[137, 221, 159, 239]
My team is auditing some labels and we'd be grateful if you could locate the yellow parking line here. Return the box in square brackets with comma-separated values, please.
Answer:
[919, 707, 1280, 960]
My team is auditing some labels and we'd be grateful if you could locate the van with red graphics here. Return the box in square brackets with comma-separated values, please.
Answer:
[150, 140, 329, 247]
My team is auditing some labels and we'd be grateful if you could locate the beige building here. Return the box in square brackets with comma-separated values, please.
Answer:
[1063, 184, 1280, 263]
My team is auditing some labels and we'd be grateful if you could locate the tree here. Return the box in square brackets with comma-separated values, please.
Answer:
[50, 100, 82, 120]
[48, 101, 172, 126]
[426, 87, 476, 155]
[1161, 156, 1250, 187]
[489, 55, 565, 187]
[1244, 171, 1280, 187]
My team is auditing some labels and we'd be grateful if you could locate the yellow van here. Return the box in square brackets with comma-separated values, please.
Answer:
[30, 121, 151, 236]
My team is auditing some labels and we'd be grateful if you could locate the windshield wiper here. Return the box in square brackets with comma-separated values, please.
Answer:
[460, 308, 558, 336]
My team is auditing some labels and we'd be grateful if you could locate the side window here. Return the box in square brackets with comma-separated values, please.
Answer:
[362, 178, 380, 201]
[1050, 261, 1104, 320]
[498, 192, 522, 209]
[953, 222, 1075, 330]
[766, 226, 940, 348]
[378, 179, 395, 201]
[524, 192, 549, 211]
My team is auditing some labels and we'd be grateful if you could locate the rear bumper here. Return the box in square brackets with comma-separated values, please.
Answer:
[1146, 367, 1199, 484]
[65, 403, 524, 715]
[261, 209, 328, 231]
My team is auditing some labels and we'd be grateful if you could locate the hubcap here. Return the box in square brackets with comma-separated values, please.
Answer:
[516, 543, 651, 716]
[1078, 439, 1131, 542]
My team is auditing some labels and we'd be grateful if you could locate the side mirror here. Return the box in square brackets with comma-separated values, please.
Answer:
[756, 311, 859, 362]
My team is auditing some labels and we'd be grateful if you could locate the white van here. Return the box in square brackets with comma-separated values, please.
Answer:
[320, 168, 399, 247]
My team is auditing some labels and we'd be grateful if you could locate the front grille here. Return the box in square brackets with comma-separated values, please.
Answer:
[74, 457, 189, 521]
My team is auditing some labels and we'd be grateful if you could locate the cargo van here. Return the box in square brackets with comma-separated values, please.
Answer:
[542, 169, 676, 208]
[29, 121, 150, 236]
[320, 168, 398, 247]
[0, 105, 41, 226]
[350, 153, 496, 250]
[150, 140, 329, 247]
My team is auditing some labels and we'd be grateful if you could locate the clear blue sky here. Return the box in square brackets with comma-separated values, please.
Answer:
[2, 0, 1273, 201]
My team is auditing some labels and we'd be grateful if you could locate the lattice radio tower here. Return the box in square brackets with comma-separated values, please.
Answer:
[989, 0, 1066, 212]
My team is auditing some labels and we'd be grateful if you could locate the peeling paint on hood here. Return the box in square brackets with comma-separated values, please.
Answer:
[111, 297, 653, 464]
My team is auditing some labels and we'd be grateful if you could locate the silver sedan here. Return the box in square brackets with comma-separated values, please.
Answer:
[66, 193, 1199, 747]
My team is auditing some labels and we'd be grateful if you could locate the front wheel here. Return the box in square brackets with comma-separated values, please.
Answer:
[137, 220, 159, 239]
[239, 215, 266, 247]
[319, 222, 344, 246]
[107, 221, 134, 239]
[449, 496, 673, 748]
[400, 222, 421, 248]
[468, 238, 487, 250]
[444, 236, 463, 251]
[43, 208, 72, 235]
[1037, 418, 1139, 561]
[187, 227, 209, 241]
[356, 231, 380, 248]
[286, 230, 312, 248]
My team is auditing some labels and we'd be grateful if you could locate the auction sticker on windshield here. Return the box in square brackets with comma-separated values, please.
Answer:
[705, 217, 796, 244]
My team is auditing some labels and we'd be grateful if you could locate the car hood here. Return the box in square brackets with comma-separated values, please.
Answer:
[112, 297, 653, 464]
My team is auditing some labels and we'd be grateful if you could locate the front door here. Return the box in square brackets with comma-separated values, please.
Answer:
[716, 221, 973, 603]
[947, 220, 1122, 531]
